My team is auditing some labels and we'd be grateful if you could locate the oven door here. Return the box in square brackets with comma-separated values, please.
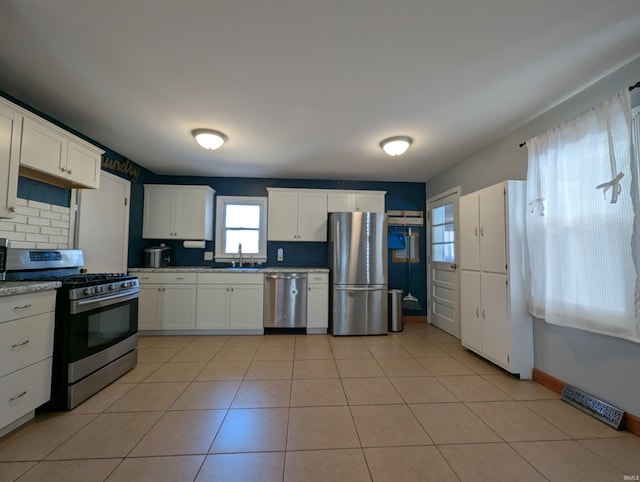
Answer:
[67, 290, 138, 363]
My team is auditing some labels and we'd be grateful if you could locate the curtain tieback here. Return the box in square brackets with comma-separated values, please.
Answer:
[529, 197, 545, 216]
[596, 172, 624, 203]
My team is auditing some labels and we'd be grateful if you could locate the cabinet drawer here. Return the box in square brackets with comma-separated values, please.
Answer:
[0, 358, 52, 429]
[0, 291, 56, 322]
[308, 273, 329, 284]
[0, 312, 55, 377]
[197, 273, 264, 284]
[136, 272, 197, 284]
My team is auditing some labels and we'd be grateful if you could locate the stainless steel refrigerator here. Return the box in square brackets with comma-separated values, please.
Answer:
[329, 212, 388, 335]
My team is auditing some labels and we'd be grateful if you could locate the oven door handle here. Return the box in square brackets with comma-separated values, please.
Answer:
[70, 290, 139, 314]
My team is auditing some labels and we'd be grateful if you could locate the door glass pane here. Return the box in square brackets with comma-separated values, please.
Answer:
[432, 223, 455, 243]
[432, 203, 454, 225]
[226, 204, 260, 228]
[225, 230, 259, 253]
[432, 242, 455, 262]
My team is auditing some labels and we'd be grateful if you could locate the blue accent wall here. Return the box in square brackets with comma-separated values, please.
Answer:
[17, 177, 71, 207]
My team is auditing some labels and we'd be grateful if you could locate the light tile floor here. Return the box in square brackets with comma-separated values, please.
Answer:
[1, 324, 639, 481]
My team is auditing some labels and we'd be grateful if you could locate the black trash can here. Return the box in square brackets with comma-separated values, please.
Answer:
[388, 289, 404, 332]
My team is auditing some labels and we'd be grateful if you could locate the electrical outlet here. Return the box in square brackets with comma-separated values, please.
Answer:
[277, 247, 284, 261]
[204, 251, 213, 261]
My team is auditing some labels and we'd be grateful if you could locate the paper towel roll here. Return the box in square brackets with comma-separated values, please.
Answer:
[183, 240, 206, 249]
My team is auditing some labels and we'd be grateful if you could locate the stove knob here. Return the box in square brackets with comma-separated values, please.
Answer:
[84, 288, 93, 295]
[97, 286, 104, 293]
[121, 282, 129, 288]
[109, 283, 116, 291]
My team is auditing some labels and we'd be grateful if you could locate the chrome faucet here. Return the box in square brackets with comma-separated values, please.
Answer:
[237, 243, 243, 268]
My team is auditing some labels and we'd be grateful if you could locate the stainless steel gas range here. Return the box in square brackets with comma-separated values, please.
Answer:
[4, 248, 139, 410]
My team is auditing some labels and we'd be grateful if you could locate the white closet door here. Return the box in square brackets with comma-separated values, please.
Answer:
[460, 271, 482, 352]
[481, 272, 509, 367]
[459, 193, 480, 271]
[479, 184, 506, 274]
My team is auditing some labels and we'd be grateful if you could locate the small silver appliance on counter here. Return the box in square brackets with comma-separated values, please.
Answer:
[329, 212, 388, 335]
[263, 272, 308, 330]
[144, 244, 171, 268]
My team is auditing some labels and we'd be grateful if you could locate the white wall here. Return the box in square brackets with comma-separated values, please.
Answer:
[428, 55, 640, 416]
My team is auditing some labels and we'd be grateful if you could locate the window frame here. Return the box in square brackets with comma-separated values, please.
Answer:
[215, 196, 268, 263]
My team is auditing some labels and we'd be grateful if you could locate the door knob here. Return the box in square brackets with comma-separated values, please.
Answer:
[450, 263, 457, 270]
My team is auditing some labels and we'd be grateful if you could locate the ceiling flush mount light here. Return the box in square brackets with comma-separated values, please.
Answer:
[192, 129, 228, 150]
[380, 136, 413, 156]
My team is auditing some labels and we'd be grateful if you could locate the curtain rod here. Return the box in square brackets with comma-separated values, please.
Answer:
[519, 80, 640, 147]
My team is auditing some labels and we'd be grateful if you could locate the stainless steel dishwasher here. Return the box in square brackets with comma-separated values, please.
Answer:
[263, 272, 308, 328]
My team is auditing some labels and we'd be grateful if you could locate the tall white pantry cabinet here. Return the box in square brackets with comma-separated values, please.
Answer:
[459, 180, 533, 379]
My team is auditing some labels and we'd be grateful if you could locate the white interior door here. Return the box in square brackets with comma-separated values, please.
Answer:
[76, 170, 131, 273]
[427, 188, 460, 338]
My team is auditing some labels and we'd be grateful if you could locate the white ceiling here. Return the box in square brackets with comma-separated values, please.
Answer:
[1, 1, 639, 182]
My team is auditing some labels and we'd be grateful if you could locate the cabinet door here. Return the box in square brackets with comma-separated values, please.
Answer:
[174, 187, 213, 240]
[355, 192, 385, 213]
[0, 104, 21, 218]
[142, 186, 175, 239]
[163, 285, 197, 329]
[479, 184, 506, 274]
[307, 283, 328, 329]
[66, 141, 101, 189]
[20, 117, 67, 177]
[196, 285, 230, 329]
[297, 191, 327, 241]
[481, 273, 509, 367]
[267, 190, 299, 241]
[459, 193, 480, 271]
[460, 271, 482, 352]
[137, 285, 162, 330]
[229, 284, 263, 330]
[327, 191, 355, 212]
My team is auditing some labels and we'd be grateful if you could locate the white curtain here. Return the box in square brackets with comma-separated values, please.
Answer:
[526, 90, 640, 342]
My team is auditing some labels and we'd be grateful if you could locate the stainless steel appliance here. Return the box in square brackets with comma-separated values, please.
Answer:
[329, 212, 388, 335]
[144, 244, 171, 268]
[263, 272, 308, 329]
[0, 238, 7, 280]
[5, 248, 139, 410]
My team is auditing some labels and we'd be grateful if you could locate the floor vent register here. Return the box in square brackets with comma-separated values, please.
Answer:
[561, 385, 624, 429]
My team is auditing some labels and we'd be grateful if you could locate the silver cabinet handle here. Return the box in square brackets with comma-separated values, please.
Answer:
[474, 227, 478, 237]
[11, 340, 30, 349]
[230, 287, 234, 292]
[67, 169, 72, 175]
[475, 308, 479, 317]
[480, 226, 484, 236]
[8, 206, 15, 213]
[13, 304, 32, 310]
[60, 166, 67, 172]
[9, 391, 27, 402]
[482, 309, 486, 319]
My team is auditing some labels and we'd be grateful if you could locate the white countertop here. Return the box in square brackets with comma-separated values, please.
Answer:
[128, 267, 329, 274]
[0, 281, 61, 297]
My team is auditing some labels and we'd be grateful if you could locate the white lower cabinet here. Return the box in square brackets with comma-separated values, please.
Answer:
[196, 273, 264, 331]
[137, 273, 197, 331]
[306, 273, 329, 333]
[0, 290, 56, 436]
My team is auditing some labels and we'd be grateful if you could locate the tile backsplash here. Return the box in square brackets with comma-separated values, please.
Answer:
[0, 198, 71, 249]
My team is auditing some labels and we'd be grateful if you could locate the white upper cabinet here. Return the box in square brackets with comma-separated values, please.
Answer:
[142, 184, 215, 240]
[0, 101, 21, 218]
[267, 188, 327, 241]
[326, 190, 386, 213]
[459, 183, 506, 274]
[20, 116, 103, 189]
